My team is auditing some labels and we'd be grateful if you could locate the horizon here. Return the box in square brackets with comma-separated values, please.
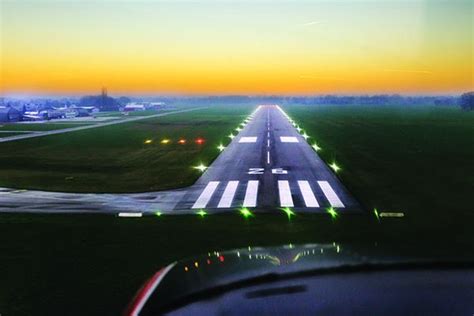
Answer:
[1, 0, 472, 96]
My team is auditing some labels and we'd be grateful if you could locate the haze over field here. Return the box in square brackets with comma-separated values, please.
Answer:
[1, 0, 472, 96]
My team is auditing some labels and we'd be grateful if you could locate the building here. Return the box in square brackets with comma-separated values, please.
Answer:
[0, 107, 21, 122]
[124, 103, 146, 111]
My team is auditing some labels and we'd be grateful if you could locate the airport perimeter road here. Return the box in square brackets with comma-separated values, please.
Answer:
[0, 107, 206, 143]
[176, 105, 361, 213]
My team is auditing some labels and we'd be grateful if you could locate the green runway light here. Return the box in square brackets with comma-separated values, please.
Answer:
[155, 211, 162, 217]
[374, 208, 380, 221]
[229, 133, 235, 139]
[302, 133, 309, 140]
[196, 210, 207, 217]
[282, 207, 295, 220]
[312, 143, 322, 151]
[239, 208, 253, 218]
[326, 207, 338, 219]
[235, 127, 242, 132]
[217, 144, 225, 152]
[296, 127, 302, 132]
[194, 164, 208, 172]
[329, 162, 341, 173]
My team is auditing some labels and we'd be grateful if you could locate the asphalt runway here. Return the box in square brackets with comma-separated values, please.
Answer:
[0, 105, 361, 214]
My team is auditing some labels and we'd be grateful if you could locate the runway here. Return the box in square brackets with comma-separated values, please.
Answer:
[176, 105, 360, 213]
[0, 105, 361, 214]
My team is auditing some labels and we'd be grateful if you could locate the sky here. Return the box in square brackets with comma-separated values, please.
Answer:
[1, 0, 472, 96]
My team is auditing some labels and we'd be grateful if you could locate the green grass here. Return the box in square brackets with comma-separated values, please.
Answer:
[283, 104, 474, 218]
[0, 104, 473, 316]
[0, 106, 252, 192]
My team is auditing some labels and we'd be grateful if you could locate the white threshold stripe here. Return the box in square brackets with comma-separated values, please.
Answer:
[280, 136, 299, 143]
[278, 180, 294, 207]
[192, 181, 220, 209]
[243, 180, 259, 207]
[129, 262, 176, 316]
[317, 181, 345, 208]
[298, 181, 320, 207]
[217, 181, 239, 208]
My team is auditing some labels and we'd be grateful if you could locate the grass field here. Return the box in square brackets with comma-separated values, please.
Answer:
[0, 104, 473, 316]
[0, 106, 251, 192]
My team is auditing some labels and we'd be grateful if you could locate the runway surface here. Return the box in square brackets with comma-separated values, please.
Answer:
[0, 105, 361, 214]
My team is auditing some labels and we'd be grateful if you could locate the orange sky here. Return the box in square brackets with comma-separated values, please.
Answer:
[1, 1, 472, 96]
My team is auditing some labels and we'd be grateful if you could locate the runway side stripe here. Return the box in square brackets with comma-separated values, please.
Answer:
[317, 181, 345, 208]
[298, 181, 319, 207]
[191, 181, 219, 209]
[278, 180, 294, 207]
[243, 180, 259, 207]
[217, 181, 239, 208]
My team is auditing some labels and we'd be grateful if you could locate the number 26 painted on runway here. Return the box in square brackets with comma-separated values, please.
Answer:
[248, 168, 264, 174]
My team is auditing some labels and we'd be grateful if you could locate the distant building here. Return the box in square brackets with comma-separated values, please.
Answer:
[0, 107, 21, 122]
[124, 103, 147, 111]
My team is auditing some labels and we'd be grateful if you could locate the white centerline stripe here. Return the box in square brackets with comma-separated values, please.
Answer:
[267, 151, 270, 164]
[217, 181, 239, 208]
[267, 139, 270, 147]
[192, 181, 219, 209]
[243, 180, 259, 207]
[278, 180, 294, 207]
[298, 181, 320, 207]
[267, 132, 270, 138]
[318, 181, 345, 208]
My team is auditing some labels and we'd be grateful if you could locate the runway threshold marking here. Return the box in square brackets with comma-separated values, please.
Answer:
[278, 180, 294, 207]
[239, 137, 257, 143]
[298, 180, 320, 207]
[243, 180, 259, 207]
[280, 136, 299, 143]
[317, 181, 345, 208]
[217, 181, 239, 208]
[192, 181, 220, 209]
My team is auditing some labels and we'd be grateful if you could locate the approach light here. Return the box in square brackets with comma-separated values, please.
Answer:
[326, 207, 338, 219]
[217, 144, 225, 152]
[178, 139, 186, 144]
[312, 143, 321, 151]
[194, 164, 208, 172]
[282, 207, 295, 220]
[160, 139, 170, 144]
[195, 138, 205, 145]
[196, 210, 207, 217]
[329, 162, 341, 173]
[144, 139, 153, 144]
[239, 208, 253, 218]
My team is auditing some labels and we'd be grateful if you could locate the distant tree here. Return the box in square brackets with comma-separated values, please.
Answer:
[460, 92, 474, 111]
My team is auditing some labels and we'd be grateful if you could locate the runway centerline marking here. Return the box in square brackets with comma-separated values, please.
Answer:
[243, 180, 259, 207]
[217, 181, 239, 208]
[278, 180, 294, 207]
[192, 181, 220, 209]
[298, 181, 320, 207]
[267, 139, 270, 147]
[280, 136, 299, 143]
[318, 181, 345, 208]
[239, 137, 257, 143]
[267, 151, 270, 164]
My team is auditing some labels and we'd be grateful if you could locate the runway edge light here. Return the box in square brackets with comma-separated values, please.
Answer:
[281, 207, 295, 220]
[326, 207, 338, 219]
[239, 207, 253, 219]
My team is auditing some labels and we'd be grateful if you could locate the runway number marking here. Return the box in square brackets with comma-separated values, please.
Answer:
[192, 181, 219, 209]
[248, 168, 264, 175]
[272, 168, 288, 174]
[280, 136, 299, 143]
